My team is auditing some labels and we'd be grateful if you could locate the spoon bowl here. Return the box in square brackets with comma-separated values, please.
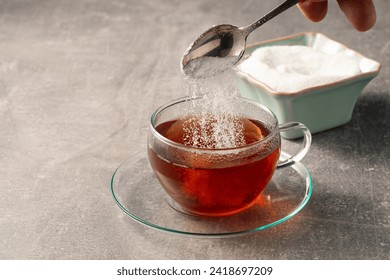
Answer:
[181, 24, 246, 69]
[181, 0, 300, 78]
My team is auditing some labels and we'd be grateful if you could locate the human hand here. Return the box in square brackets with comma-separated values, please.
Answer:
[297, 0, 376, 31]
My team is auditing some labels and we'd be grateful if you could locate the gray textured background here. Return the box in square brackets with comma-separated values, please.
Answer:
[0, 0, 389, 259]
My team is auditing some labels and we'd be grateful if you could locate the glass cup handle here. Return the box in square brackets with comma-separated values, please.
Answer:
[277, 122, 312, 168]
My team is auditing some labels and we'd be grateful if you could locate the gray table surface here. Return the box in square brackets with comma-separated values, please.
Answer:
[1, 0, 389, 260]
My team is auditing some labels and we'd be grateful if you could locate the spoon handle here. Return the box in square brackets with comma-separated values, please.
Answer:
[241, 0, 300, 36]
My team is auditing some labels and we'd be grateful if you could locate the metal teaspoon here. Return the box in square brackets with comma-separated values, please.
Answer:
[181, 0, 300, 78]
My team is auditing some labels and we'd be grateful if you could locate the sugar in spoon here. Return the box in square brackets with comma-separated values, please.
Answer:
[181, 0, 300, 78]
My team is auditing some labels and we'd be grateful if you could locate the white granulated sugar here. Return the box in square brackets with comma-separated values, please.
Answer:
[238, 45, 361, 93]
[183, 69, 247, 149]
[183, 56, 238, 79]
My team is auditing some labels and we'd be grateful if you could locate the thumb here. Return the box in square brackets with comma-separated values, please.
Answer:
[297, 0, 328, 22]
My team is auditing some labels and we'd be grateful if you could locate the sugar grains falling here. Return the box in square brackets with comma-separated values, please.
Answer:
[164, 58, 265, 149]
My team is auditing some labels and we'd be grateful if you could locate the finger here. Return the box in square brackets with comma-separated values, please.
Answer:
[337, 0, 376, 31]
[297, 0, 328, 22]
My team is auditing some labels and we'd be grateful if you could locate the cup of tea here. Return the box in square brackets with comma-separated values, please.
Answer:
[147, 96, 311, 217]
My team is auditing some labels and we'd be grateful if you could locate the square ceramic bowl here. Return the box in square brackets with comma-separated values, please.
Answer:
[236, 32, 381, 139]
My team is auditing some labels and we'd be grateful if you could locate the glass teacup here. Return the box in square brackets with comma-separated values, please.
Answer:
[147, 96, 311, 217]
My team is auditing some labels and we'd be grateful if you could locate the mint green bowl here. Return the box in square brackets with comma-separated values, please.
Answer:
[237, 32, 381, 139]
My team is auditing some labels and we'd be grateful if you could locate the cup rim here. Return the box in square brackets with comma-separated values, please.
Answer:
[150, 95, 280, 153]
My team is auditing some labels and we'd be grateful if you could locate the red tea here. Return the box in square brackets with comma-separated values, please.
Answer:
[148, 116, 280, 216]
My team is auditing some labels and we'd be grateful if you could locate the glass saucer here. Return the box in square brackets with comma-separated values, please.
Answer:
[111, 151, 312, 238]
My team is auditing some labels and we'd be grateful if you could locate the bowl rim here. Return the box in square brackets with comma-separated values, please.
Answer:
[237, 32, 382, 96]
